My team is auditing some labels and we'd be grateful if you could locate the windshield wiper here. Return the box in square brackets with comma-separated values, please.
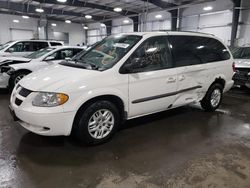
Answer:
[74, 59, 100, 70]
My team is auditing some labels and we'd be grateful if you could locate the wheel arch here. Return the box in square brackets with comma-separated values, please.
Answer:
[72, 94, 127, 131]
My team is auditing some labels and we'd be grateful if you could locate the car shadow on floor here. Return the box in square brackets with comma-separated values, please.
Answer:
[0, 88, 9, 94]
[15, 104, 226, 168]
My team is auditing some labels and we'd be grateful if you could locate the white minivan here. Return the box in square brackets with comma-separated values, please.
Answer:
[10, 32, 234, 145]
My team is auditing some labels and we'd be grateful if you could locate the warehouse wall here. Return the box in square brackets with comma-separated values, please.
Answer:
[180, 0, 234, 45]
[238, 0, 250, 46]
[0, 14, 38, 44]
[140, 11, 171, 32]
[180, 0, 250, 46]
[47, 21, 86, 46]
[0, 14, 85, 46]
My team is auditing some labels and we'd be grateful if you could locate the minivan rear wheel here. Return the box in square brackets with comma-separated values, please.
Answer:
[72, 100, 120, 145]
[201, 83, 223, 112]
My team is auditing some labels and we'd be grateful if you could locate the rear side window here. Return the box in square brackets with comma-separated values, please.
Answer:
[168, 36, 231, 67]
[50, 42, 63, 46]
[7, 42, 32, 52]
[32, 42, 49, 51]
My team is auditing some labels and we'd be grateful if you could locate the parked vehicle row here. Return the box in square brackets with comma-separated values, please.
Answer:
[0, 40, 63, 57]
[9, 32, 234, 145]
[231, 46, 250, 88]
[0, 46, 83, 89]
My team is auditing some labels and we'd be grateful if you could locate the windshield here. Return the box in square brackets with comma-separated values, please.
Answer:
[73, 35, 142, 71]
[25, 47, 55, 59]
[232, 47, 250, 59]
[0, 41, 13, 51]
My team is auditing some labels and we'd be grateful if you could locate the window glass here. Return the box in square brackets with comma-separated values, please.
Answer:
[25, 48, 55, 59]
[77, 35, 142, 70]
[168, 36, 230, 67]
[8, 42, 32, 52]
[32, 42, 49, 51]
[72, 49, 83, 56]
[125, 36, 173, 72]
[232, 47, 250, 59]
[0, 41, 13, 51]
[47, 49, 75, 60]
[50, 42, 63, 46]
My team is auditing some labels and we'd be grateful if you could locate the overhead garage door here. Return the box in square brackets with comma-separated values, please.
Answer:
[10, 29, 34, 40]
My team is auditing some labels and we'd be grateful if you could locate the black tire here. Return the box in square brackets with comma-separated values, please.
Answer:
[9, 71, 30, 90]
[72, 100, 120, 145]
[200, 83, 223, 112]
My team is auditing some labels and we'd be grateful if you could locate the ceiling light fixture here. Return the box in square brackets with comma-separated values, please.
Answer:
[51, 23, 57, 26]
[155, 14, 163, 19]
[123, 19, 130, 24]
[13, 19, 19, 23]
[36, 8, 44, 13]
[83, 26, 89, 30]
[65, 20, 71, 23]
[22, 15, 29, 19]
[57, 0, 67, 2]
[85, 15, 92, 19]
[114, 7, 122, 12]
[203, 6, 213, 11]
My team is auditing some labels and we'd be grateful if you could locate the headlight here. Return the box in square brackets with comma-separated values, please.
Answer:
[32, 92, 69, 107]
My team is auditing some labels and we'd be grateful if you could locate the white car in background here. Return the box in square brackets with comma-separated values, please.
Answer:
[0, 46, 83, 89]
[231, 46, 250, 88]
[0, 40, 63, 57]
[10, 32, 234, 145]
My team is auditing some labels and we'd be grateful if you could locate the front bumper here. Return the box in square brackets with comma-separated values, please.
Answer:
[10, 85, 76, 136]
[233, 68, 250, 88]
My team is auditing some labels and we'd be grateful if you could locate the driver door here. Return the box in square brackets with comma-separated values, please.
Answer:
[125, 36, 178, 118]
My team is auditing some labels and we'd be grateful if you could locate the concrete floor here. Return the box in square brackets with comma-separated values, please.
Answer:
[1, 88, 250, 188]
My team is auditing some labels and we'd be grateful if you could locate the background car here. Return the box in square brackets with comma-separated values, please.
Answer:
[0, 40, 64, 57]
[0, 46, 84, 89]
[232, 46, 250, 88]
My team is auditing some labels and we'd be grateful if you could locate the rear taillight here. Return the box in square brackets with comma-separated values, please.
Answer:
[232, 62, 236, 72]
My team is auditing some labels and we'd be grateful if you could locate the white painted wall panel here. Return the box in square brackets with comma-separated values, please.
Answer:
[10, 29, 34, 40]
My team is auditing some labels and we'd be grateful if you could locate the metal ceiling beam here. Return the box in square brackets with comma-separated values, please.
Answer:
[31, 0, 137, 15]
[140, 0, 177, 9]
[0, 10, 81, 23]
[0, 1, 104, 21]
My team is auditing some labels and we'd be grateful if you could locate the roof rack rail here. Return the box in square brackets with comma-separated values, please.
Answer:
[30, 38, 63, 41]
[158, 30, 215, 36]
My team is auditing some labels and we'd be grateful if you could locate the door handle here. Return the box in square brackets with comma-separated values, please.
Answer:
[179, 75, 185, 81]
[167, 77, 176, 83]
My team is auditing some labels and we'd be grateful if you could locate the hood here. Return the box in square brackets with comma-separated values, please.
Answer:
[0, 52, 11, 58]
[19, 64, 101, 92]
[0, 56, 30, 65]
[235, 59, 250, 69]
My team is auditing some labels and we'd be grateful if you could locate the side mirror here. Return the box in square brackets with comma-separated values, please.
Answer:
[8, 48, 15, 53]
[44, 56, 55, 61]
[121, 57, 144, 73]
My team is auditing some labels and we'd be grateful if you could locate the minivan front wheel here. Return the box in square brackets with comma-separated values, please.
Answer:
[72, 101, 120, 145]
[201, 83, 223, 112]
[9, 71, 30, 90]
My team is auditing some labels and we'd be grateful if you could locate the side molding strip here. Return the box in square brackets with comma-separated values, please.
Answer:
[132, 86, 202, 104]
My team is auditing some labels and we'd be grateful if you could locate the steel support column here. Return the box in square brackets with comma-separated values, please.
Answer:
[104, 21, 112, 36]
[230, 0, 242, 46]
[170, 9, 178, 31]
[131, 16, 139, 32]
